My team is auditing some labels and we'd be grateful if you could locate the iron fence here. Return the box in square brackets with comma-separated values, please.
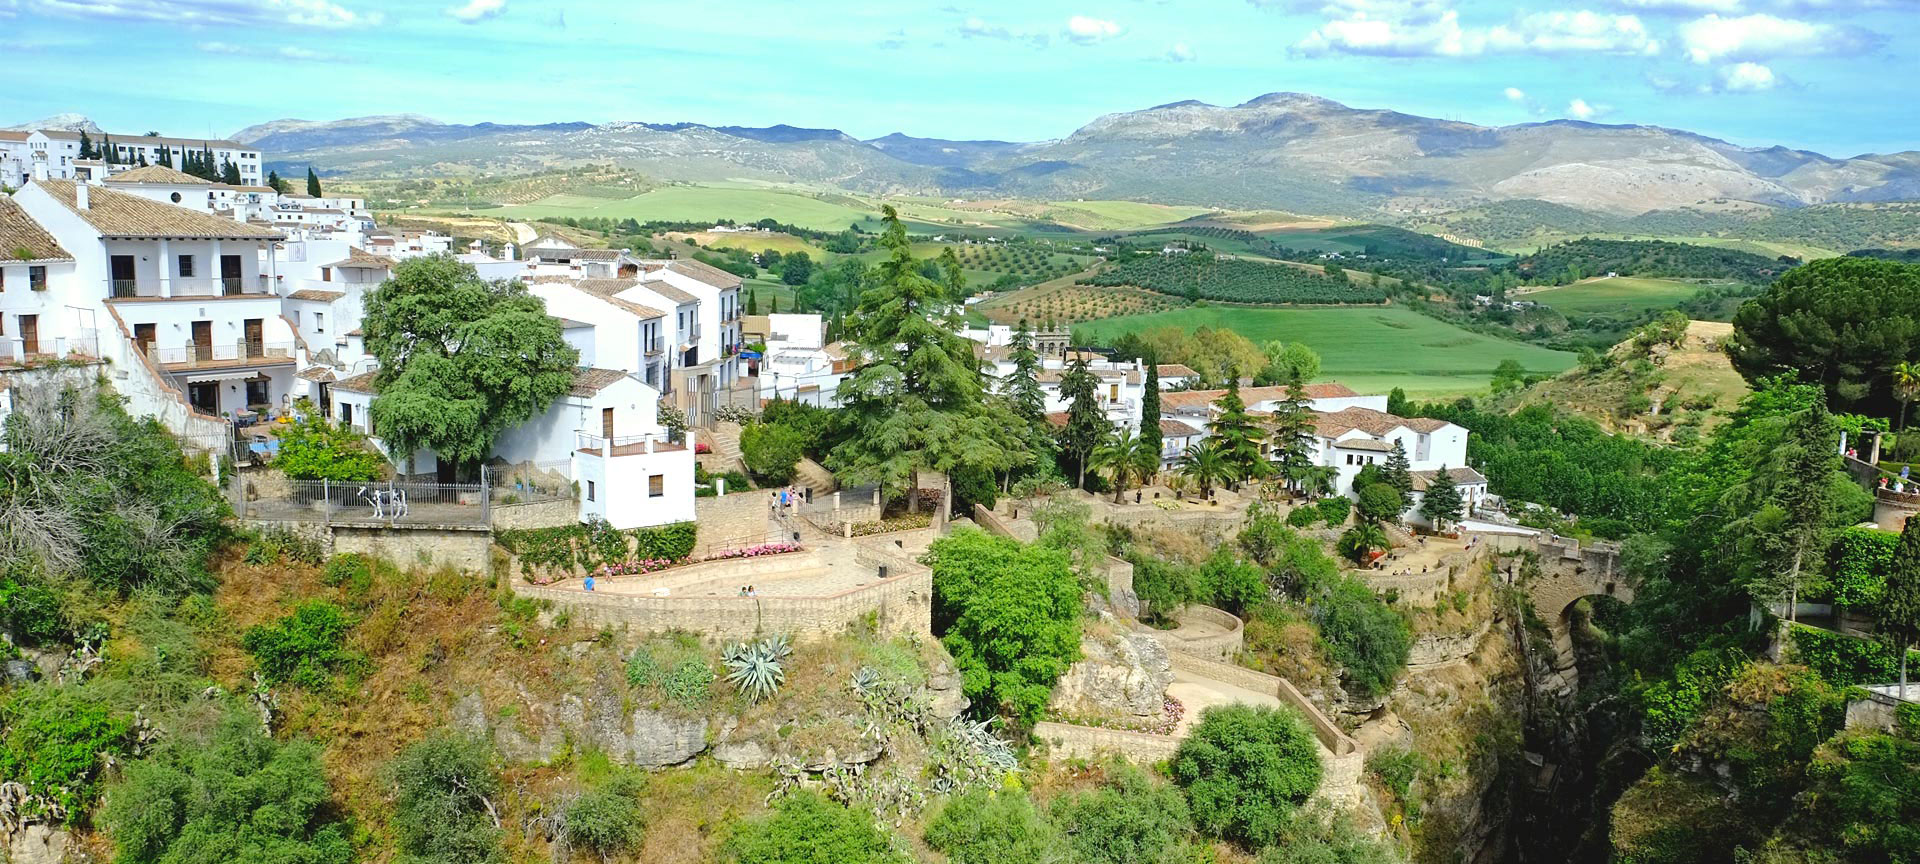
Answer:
[235, 476, 494, 527]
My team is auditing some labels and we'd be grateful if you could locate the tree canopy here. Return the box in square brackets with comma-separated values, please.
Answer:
[828, 206, 1026, 498]
[1172, 704, 1324, 847]
[925, 527, 1082, 723]
[363, 256, 578, 471]
[1729, 257, 1920, 418]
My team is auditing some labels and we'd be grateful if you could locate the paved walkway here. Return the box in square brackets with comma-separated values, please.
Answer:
[1165, 667, 1281, 736]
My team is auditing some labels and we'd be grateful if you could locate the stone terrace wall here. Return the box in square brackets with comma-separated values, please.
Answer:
[489, 498, 575, 531]
[1165, 650, 1358, 758]
[1156, 605, 1243, 660]
[1032, 721, 1182, 763]
[333, 524, 493, 572]
[511, 544, 931, 643]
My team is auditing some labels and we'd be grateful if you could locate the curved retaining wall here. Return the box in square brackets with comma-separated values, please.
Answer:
[1156, 605, 1244, 660]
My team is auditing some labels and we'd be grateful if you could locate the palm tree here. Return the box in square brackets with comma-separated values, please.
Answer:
[1894, 361, 1920, 431]
[1177, 439, 1231, 501]
[1092, 426, 1157, 503]
[1337, 523, 1391, 565]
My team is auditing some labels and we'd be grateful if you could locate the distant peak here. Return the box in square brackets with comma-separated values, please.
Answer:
[1146, 99, 1214, 110]
[1235, 92, 1347, 110]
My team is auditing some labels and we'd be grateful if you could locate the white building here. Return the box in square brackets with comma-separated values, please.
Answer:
[0, 131, 83, 188]
[755, 313, 850, 407]
[11, 180, 298, 424]
[0, 196, 84, 367]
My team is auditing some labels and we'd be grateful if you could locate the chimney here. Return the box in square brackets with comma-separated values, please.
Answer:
[76, 183, 89, 210]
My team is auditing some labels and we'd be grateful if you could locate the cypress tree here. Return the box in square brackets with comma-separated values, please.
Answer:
[266, 169, 284, 193]
[306, 167, 322, 197]
[1058, 354, 1105, 490]
[1140, 355, 1162, 468]
[222, 158, 241, 185]
[101, 134, 116, 164]
[746, 288, 758, 316]
[1880, 516, 1920, 698]
[78, 131, 94, 159]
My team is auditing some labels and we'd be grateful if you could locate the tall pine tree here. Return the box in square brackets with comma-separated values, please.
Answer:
[101, 134, 116, 164]
[826, 205, 1025, 504]
[306, 167, 322, 197]
[1207, 377, 1268, 489]
[1384, 439, 1415, 501]
[221, 158, 240, 185]
[1420, 467, 1463, 530]
[77, 132, 94, 159]
[1003, 319, 1050, 452]
[1057, 354, 1105, 490]
[266, 169, 284, 193]
[1881, 516, 1920, 698]
[1267, 368, 1318, 495]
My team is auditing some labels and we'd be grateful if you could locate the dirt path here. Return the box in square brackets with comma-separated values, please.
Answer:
[1166, 668, 1281, 735]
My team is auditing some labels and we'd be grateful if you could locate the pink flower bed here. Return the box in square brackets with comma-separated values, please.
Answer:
[595, 558, 676, 578]
[695, 442, 712, 454]
[707, 542, 801, 561]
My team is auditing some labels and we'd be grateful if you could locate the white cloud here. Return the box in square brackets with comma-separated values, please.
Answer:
[1164, 41, 1197, 61]
[26, 0, 378, 28]
[1609, 0, 1742, 13]
[196, 40, 341, 61]
[1716, 60, 1779, 89]
[1487, 10, 1660, 55]
[1065, 15, 1123, 43]
[1566, 97, 1613, 119]
[1678, 13, 1879, 62]
[448, 0, 504, 23]
[1504, 86, 1527, 101]
[1294, 4, 1659, 57]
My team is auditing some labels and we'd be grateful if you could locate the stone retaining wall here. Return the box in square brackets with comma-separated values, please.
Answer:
[332, 524, 493, 572]
[1033, 721, 1182, 763]
[1156, 605, 1244, 660]
[511, 545, 931, 643]
[1408, 618, 1496, 668]
[1164, 650, 1358, 758]
[489, 498, 576, 531]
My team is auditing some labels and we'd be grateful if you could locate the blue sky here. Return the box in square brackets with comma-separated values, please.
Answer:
[1, 0, 1915, 155]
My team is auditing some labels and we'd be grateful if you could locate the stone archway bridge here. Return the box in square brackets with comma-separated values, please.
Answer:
[1490, 532, 1630, 692]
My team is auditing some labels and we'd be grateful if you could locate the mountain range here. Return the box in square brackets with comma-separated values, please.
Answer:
[64, 94, 1920, 217]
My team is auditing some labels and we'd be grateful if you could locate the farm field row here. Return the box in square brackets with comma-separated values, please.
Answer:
[1075, 305, 1577, 397]
[1519, 276, 1716, 322]
[1490, 232, 1838, 261]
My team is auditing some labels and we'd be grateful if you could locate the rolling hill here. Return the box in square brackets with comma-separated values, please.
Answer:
[220, 92, 1920, 218]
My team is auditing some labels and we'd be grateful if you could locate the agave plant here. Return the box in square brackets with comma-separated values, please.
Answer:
[723, 637, 789, 703]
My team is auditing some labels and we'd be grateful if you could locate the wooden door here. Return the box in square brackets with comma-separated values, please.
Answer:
[191, 321, 212, 361]
[221, 255, 243, 293]
[18, 315, 37, 356]
[602, 407, 615, 442]
[243, 319, 263, 357]
[109, 255, 135, 295]
[134, 323, 155, 355]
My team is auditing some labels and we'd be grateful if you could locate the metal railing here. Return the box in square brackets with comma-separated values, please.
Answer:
[574, 430, 686, 456]
[234, 475, 495, 527]
[152, 341, 296, 367]
[105, 277, 273, 299]
[0, 334, 101, 366]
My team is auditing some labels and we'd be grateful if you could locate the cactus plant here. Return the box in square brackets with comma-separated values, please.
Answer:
[722, 637, 789, 703]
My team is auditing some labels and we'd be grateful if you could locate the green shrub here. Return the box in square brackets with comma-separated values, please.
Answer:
[926, 528, 1082, 724]
[925, 787, 1066, 864]
[0, 685, 133, 822]
[1172, 704, 1323, 847]
[1307, 575, 1410, 698]
[1131, 554, 1196, 625]
[1198, 549, 1266, 616]
[566, 771, 646, 859]
[1317, 496, 1352, 526]
[1638, 643, 1750, 752]
[727, 790, 906, 863]
[241, 600, 364, 690]
[1788, 624, 1920, 687]
[1830, 525, 1898, 610]
[103, 711, 351, 864]
[1286, 507, 1319, 528]
[274, 410, 383, 481]
[1253, 814, 1396, 864]
[632, 521, 697, 561]
[1046, 761, 1194, 864]
[741, 421, 807, 485]
[0, 563, 69, 646]
[321, 553, 372, 590]
[389, 732, 504, 864]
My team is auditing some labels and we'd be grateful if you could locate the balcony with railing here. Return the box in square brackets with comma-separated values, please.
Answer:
[1, 333, 103, 369]
[151, 340, 296, 371]
[574, 430, 687, 458]
[106, 276, 275, 301]
[644, 338, 664, 357]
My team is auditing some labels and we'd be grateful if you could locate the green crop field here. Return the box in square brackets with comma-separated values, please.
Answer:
[1043, 200, 1216, 229]
[1522, 276, 1713, 322]
[498, 184, 882, 232]
[1492, 232, 1839, 261]
[1076, 306, 1576, 397]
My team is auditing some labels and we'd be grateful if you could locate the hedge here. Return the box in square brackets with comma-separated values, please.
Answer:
[497, 521, 698, 577]
[1788, 625, 1920, 687]
[1830, 525, 1897, 610]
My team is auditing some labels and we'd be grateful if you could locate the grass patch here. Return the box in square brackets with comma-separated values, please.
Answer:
[1522, 276, 1713, 323]
[1076, 305, 1576, 397]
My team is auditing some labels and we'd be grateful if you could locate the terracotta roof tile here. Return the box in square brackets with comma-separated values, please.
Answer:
[1155, 364, 1198, 378]
[573, 279, 667, 319]
[569, 367, 631, 397]
[663, 258, 743, 289]
[288, 289, 345, 302]
[334, 370, 379, 393]
[319, 247, 389, 270]
[102, 165, 210, 186]
[34, 180, 281, 240]
[0, 197, 73, 263]
[1411, 466, 1486, 491]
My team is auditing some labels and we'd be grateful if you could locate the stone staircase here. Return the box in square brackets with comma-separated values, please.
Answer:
[793, 457, 838, 496]
[1383, 521, 1417, 547]
[702, 421, 749, 476]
